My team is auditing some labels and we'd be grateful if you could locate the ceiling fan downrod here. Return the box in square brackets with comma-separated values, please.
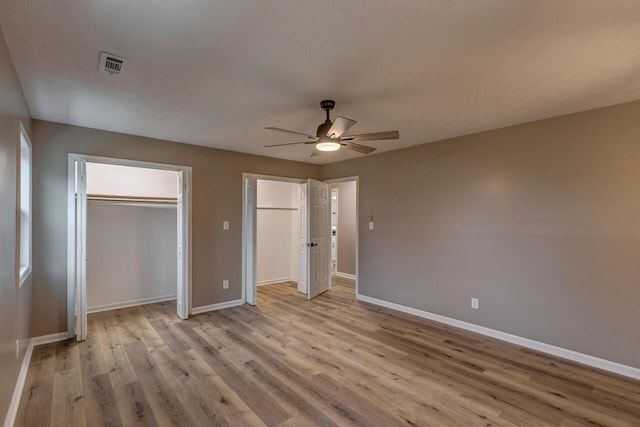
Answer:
[320, 99, 335, 121]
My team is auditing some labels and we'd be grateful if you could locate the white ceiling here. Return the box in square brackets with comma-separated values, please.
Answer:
[2, 1, 640, 164]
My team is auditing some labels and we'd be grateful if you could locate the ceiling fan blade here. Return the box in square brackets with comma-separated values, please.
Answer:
[310, 149, 325, 157]
[264, 141, 309, 147]
[341, 141, 377, 154]
[326, 116, 357, 138]
[265, 127, 317, 139]
[341, 130, 399, 142]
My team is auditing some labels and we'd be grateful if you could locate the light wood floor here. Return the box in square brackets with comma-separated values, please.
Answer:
[16, 277, 640, 426]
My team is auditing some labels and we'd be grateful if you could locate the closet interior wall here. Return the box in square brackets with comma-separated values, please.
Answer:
[256, 180, 301, 287]
[86, 162, 178, 312]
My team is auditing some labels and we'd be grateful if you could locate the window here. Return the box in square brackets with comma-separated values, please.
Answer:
[18, 122, 31, 287]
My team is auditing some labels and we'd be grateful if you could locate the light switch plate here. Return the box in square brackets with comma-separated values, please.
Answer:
[368, 221, 374, 230]
[223, 221, 229, 230]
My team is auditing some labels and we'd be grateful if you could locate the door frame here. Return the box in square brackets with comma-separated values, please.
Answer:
[66, 154, 193, 339]
[241, 173, 307, 305]
[325, 176, 359, 297]
[330, 187, 339, 273]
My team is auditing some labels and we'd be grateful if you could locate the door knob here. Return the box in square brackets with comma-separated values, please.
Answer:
[307, 242, 318, 247]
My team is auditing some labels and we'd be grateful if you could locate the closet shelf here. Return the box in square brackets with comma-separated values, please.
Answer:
[257, 206, 298, 210]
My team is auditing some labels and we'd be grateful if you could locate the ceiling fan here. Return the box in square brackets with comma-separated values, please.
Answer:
[264, 100, 399, 157]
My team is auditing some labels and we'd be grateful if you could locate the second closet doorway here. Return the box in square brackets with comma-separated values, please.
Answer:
[256, 179, 304, 303]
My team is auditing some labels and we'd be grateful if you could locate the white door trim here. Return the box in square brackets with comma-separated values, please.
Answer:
[325, 176, 359, 296]
[330, 187, 339, 273]
[66, 154, 193, 339]
[75, 158, 87, 340]
[242, 173, 307, 305]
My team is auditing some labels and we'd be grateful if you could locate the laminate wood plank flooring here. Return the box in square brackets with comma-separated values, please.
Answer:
[16, 277, 640, 426]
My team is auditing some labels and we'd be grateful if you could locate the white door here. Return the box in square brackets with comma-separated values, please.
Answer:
[307, 179, 331, 299]
[176, 171, 188, 319]
[245, 177, 258, 305]
[75, 159, 88, 341]
[298, 183, 307, 294]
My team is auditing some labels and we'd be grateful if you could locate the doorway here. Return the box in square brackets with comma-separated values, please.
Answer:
[254, 179, 302, 304]
[243, 174, 358, 304]
[242, 174, 332, 305]
[67, 154, 192, 341]
[326, 177, 359, 297]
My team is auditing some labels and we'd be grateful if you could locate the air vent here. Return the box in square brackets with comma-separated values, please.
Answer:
[99, 52, 127, 76]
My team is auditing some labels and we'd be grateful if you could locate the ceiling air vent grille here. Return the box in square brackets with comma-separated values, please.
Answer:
[99, 52, 127, 76]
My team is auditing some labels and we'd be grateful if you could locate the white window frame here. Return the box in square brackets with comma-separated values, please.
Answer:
[17, 121, 32, 288]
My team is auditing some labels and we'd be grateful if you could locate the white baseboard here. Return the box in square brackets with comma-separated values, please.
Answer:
[257, 277, 297, 287]
[334, 272, 356, 280]
[356, 293, 640, 381]
[191, 298, 244, 315]
[4, 331, 72, 427]
[88, 294, 177, 313]
[3, 340, 32, 427]
[30, 331, 74, 346]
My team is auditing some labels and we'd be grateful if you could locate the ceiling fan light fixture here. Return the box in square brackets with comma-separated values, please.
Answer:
[316, 141, 341, 152]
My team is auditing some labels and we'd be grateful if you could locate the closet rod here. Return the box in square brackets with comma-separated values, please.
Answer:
[87, 195, 177, 204]
[87, 194, 177, 201]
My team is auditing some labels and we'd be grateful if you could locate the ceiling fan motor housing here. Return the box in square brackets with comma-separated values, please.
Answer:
[317, 119, 333, 138]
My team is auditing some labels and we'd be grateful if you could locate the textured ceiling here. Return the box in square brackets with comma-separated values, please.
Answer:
[2, 1, 640, 164]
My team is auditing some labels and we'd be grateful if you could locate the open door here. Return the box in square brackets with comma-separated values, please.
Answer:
[75, 159, 88, 341]
[297, 182, 307, 294]
[245, 177, 258, 305]
[176, 171, 188, 319]
[307, 179, 331, 299]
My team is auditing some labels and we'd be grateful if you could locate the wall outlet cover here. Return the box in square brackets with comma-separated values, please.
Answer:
[471, 298, 479, 310]
[223, 279, 229, 289]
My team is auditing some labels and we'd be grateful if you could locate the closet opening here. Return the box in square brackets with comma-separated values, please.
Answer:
[243, 174, 357, 306]
[67, 155, 191, 341]
[255, 178, 305, 305]
[243, 174, 333, 305]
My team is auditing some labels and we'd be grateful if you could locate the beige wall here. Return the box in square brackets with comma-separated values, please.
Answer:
[322, 100, 640, 369]
[31, 120, 320, 336]
[0, 31, 32, 423]
[331, 181, 357, 276]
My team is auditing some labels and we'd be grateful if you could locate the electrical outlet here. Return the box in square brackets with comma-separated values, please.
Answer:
[471, 298, 479, 310]
[223, 280, 229, 289]
[15, 339, 19, 359]
[223, 221, 229, 230]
